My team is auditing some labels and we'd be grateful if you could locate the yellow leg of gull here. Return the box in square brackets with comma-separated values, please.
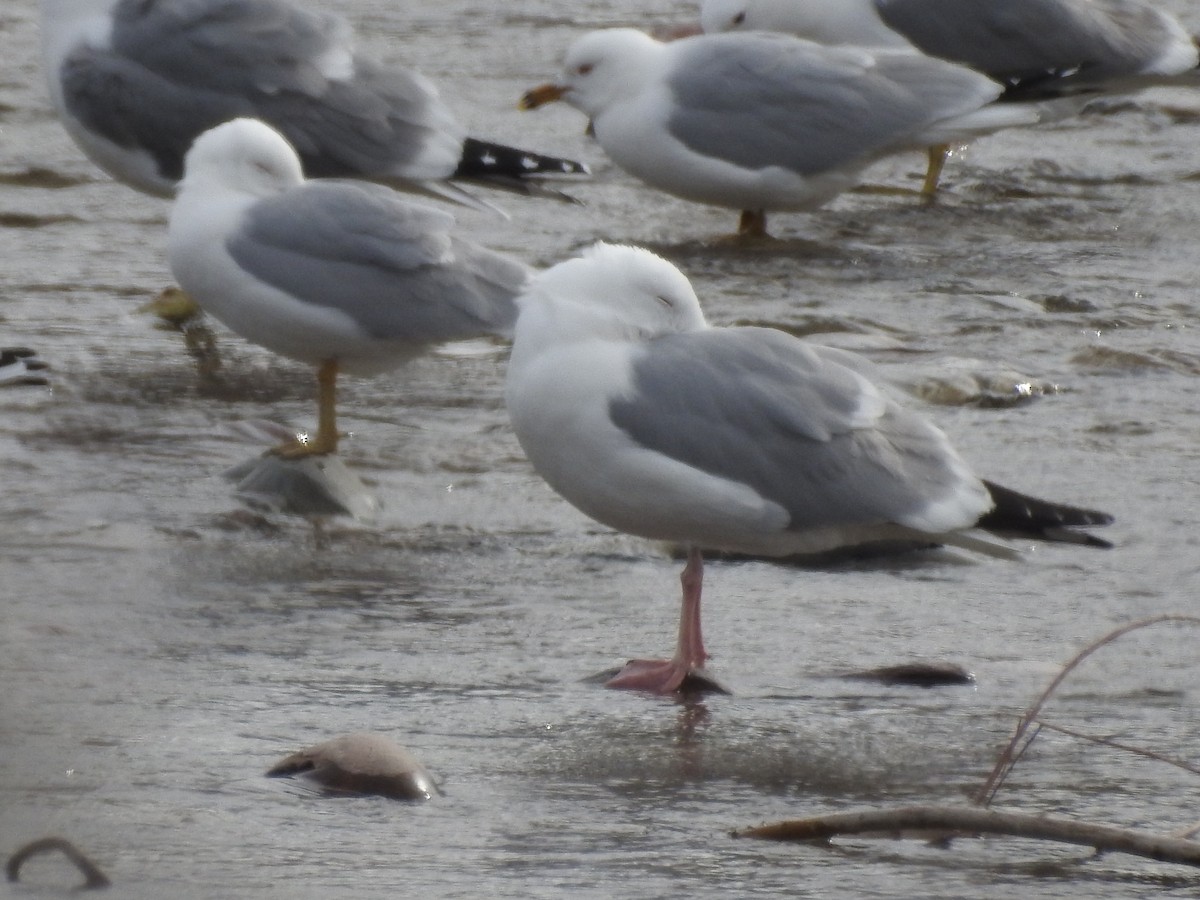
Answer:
[921, 144, 950, 205]
[737, 209, 768, 238]
[141, 286, 204, 327]
[272, 358, 341, 458]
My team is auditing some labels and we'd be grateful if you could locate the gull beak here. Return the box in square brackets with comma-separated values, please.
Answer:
[519, 83, 568, 110]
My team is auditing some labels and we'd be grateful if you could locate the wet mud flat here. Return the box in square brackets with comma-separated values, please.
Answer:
[4, 0, 1200, 896]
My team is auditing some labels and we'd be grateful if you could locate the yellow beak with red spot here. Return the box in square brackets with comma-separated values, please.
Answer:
[519, 83, 569, 110]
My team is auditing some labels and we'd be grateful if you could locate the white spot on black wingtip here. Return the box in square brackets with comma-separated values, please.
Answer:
[480, 152, 497, 167]
[0, 346, 50, 387]
[520, 155, 540, 171]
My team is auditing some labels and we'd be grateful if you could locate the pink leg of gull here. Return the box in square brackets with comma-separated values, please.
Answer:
[606, 547, 711, 694]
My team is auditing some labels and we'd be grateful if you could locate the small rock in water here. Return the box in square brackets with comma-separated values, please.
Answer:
[225, 453, 379, 520]
[267, 733, 436, 801]
[843, 661, 975, 688]
[898, 357, 1055, 408]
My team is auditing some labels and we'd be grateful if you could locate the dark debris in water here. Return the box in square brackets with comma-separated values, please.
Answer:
[841, 661, 976, 688]
[5, 836, 110, 890]
[0, 211, 82, 228]
[1070, 345, 1200, 376]
[0, 166, 90, 189]
[1037, 294, 1100, 314]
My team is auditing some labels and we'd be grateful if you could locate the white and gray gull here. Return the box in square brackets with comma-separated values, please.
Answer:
[42, 0, 588, 208]
[700, 0, 1199, 100]
[504, 243, 1113, 694]
[520, 27, 1038, 235]
[168, 118, 531, 457]
[700, 0, 1200, 196]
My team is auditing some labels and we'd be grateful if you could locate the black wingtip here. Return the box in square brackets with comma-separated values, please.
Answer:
[456, 137, 590, 181]
[977, 480, 1114, 548]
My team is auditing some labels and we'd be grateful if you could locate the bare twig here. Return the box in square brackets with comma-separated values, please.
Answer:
[1034, 718, 1200, 778]
[984, 721, 1042, 803]
[974, 614, 1200, 806]
[735, 804, 1200, 867]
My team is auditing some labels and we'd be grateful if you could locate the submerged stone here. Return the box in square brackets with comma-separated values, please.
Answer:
[226, 453, 380, 520]
[267, 732, 436, 801]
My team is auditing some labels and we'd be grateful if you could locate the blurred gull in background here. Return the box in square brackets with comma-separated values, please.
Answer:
[699, 0, 1200, 196]
[42, 0, 589, 208]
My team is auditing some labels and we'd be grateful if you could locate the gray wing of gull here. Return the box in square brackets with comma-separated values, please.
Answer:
[58, 0, 461, 184]
[607, 327, 984, 533]
[876, 0, 1186, 84]
[226, 181, 530, 342]
[664, 33, 1001, 174]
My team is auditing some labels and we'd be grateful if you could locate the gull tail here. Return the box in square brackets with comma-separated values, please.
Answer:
[453, 137, 590, 204]
[977, 480, 1114, 548]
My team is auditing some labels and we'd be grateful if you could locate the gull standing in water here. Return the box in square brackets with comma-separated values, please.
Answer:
[42, 0, 588, 207]
[700, 0, 1200, 197]
[520, 28, 1038, 236]
[505, 243, 1113, 694]
[169, 118, 531, 457]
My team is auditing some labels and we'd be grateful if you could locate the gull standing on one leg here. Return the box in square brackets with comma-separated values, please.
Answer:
[505, 243, 1113, 694]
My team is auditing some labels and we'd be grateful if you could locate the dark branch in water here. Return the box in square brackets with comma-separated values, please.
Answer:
[737, 614, 1200, 870]
[6, 836, 110, 889]
[735, 804, 1200, 868]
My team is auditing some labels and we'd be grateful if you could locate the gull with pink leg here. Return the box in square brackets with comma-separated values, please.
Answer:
[505, 243, 1113, 696]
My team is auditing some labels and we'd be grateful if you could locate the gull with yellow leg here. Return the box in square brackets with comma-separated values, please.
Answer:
[699, 0, 1200, 200]
[168, 118, 531, 460]
[521, 28, 1041, 237]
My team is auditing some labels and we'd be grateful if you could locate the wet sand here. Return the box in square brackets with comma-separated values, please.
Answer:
[3, 1, 1200, 896]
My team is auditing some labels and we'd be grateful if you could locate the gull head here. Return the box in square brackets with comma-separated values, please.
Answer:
[515, 243, 708, 347]
[179, 118, 305, 198]
[522, 29, 666, 120]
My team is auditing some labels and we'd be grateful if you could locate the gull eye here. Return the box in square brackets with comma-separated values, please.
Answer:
[655, 294, 673, 308]
[576, 62, 594, 76]
[732, 12, 746, 25]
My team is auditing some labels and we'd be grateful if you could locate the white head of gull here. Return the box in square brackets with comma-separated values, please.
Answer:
[505, 243, 1112, 694]
[169, 117, 532, 457]
[520, 27, 1039, 235]
[40, 0, 587, 205]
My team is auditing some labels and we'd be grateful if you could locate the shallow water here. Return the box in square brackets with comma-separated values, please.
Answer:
[3, 0, 1200, 896]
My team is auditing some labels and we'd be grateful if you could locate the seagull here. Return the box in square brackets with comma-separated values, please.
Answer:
[699, 0, 1200, 197]
[520, 28, 1037, 236]
[504, 243, 1113, 694]
[168, 117, 531, 457]
[41, 0, 588, 207]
